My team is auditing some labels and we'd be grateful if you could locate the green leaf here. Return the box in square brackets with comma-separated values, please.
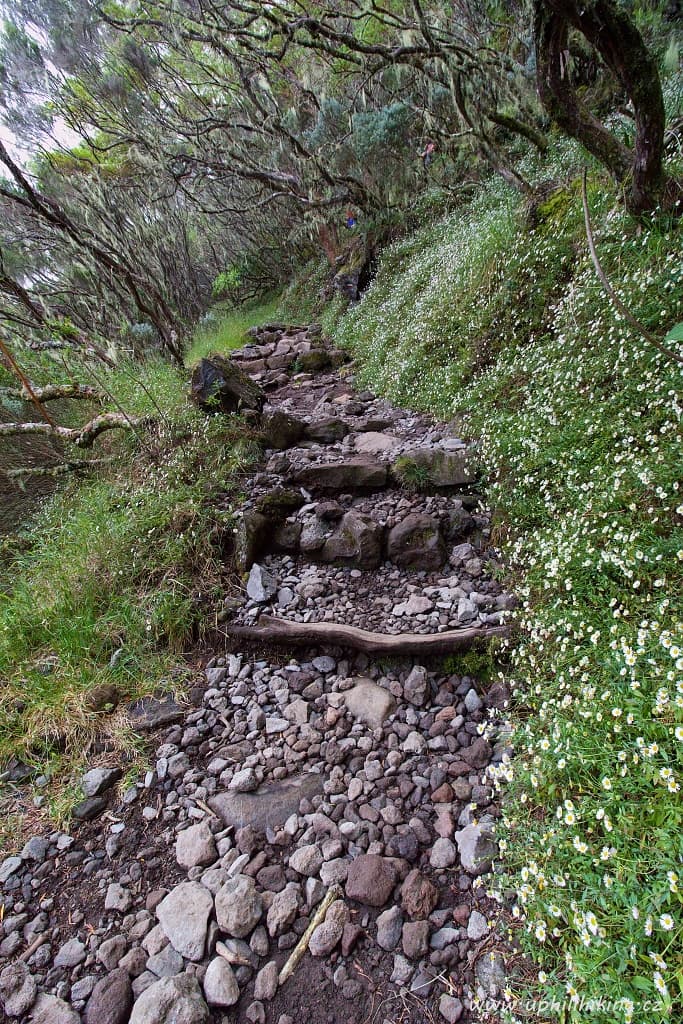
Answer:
[664, 322, 683, 342]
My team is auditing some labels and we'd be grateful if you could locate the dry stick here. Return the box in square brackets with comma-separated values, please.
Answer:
[20, 933, 48, 961]
[581, 169, 683, 366]
[0, 336, 56, 426]
[278, 883, 343, 987]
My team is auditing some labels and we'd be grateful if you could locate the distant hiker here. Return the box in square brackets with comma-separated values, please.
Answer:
[345, 210, 357, 228]
[420, 140, 436, 169]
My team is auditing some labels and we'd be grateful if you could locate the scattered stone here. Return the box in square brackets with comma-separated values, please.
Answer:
[126, 694, 184, 732]
[343, 680, 395, 730]
[376, 906, 403, 951]
[254, 961, 278, 1001]
[467, 910, 489, 940]
[345, 855, 396, 907]
[289, 844, 323, 877]
[54, 937, 86, 968]
[453, 823, 498, 876]
[105, 883, 133, 913]
[402, 920, 430, 959]
[81, 767, 122, 797]
[439, 994, 464, 1023]
[203, 958, 240, 1008]
[129, 973, 210, 1024]
[85, 969, 133, 1024]
[309, 900, 349, 956]
[176, 821, 217, 870]
[0, 961, 37, 1017]
[215, 875, 263, 938]
[28, 992, 80, 1024]
[156, 882, 213, 961]
[247, 563, 277, 602]
[401, 870, 438, 919]
[430, 838, 457, 869]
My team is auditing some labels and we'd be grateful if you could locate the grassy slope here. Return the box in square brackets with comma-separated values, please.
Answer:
[332, 145, 682, 1018]
[0, 307, 272, 829]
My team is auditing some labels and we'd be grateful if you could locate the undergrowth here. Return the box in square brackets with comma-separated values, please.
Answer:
[333, 140, 683, 1020]
[0, 302, 275, 820]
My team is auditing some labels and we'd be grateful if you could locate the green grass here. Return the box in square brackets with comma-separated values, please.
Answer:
[0, 355, 258, 815]
[184, 296, 282, 365]
[332, 141, 683, 1020]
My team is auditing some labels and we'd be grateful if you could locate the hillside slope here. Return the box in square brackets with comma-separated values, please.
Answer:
[331, 161, 683, 1017]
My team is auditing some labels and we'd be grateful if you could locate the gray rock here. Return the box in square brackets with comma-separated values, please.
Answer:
[0, 857, 22, 883]
[402, 920, 430, 959]
[254, 961, 278, 1001]
[475, 951, 506, 997]
[229, 768, 260, 793]
[203, 957, 239, 1007]
[176, 822, 217, 870]
[21, 836, 49, 862]
[0, 961, 37, 1017]
[215, 875, 262, 938]
[453, 823, 498, 876]
[312, 656, 336, 673]
[129, 974, 210, 1024]
[82, 767, 122, 797]
[85, 969, 133, 1024]
[386, 513, 446, 570]
[376, 906, 403, 951]
[354, 432, 399, 454]
[304, 417, 348, 443]
[439, 994, 464, 1023]
[210, 772, 324, 830]
[156, 882, 213, 961]
[430, 838, 457, 869]
[147, 943, 184, 977]
[105, 883, 133, 913]
[247, 564, 277, 602]
[289, 457, 387, 492]
[289, 844, 322, 877]
[97, 934, 127, 970]
[464, 688, 482, 713]
[320, 512, 383, 569]
[467, 910, 489, 941]
[126, 695, 184, 732]
[267, 884, 299, 936]
[309, 900, 349, 956]
[430, 927, 460, 950]
[72, 795, 107, 820]
[54, 937, 86, 968]
[343, 680, 395, 731]
[29, 993, 79, 1023]
[403, 666, 428, 706]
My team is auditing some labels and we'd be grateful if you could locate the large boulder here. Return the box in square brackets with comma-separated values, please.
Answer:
[392, 447, 478, 488]
[320, 511, 383, 569]
[289, 457, 387, 492]
[0, 962, 37, 1017]
[261, 411, 305, 450]
[190, 354, 264, 415]
[386, 513, 446, 570]
[304, 418, 348, 443]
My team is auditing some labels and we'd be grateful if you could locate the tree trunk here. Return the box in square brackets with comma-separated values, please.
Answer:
[534, 0, 681, 215]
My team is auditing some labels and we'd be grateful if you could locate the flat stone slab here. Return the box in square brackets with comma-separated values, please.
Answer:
[209, 772, 325, 830]
[353, 432, 400, 455]
[288, 457, 388, 492]
[126, 695, 185, 732]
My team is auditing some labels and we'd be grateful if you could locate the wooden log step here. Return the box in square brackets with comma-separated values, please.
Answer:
[225, 614, 508, 656]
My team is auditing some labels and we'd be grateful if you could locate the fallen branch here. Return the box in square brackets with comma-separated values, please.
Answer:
[226, 615, 509, 656]
[0, 413, 149, 448]
[582, 169, 683, 366]
[278, 883, 343, 987]
[0, 336, 55, 426]
[3, 382, 104, 403]
[4, 457, 116, 480]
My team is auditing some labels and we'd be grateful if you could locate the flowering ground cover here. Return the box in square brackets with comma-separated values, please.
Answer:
[332, 143, 682, 1021]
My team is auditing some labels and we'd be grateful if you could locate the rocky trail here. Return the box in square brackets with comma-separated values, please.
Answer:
[0, 325, 517, 1024]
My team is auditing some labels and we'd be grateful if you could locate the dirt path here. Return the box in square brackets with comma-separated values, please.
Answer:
[0, 326, 515, 1024]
